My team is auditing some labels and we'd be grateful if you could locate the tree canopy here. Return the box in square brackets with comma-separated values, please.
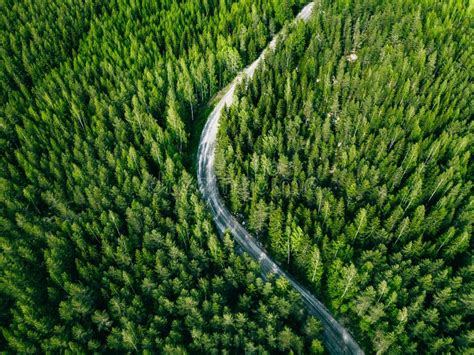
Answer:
[216, 0, 473, 352]
[0, 0, 325, 352]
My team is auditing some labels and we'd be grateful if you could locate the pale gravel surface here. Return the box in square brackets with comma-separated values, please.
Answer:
[197, 3, 364, 354]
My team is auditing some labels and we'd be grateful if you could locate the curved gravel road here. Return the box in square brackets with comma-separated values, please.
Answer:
[197, 3, 364, 354]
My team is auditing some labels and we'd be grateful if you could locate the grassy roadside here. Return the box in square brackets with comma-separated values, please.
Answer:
[183, 80, 234, 175]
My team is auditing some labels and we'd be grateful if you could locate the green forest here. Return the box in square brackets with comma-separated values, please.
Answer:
[216, 0, 473, 353]
[1, 0, 327, 352]
[1, 0, 472, 353]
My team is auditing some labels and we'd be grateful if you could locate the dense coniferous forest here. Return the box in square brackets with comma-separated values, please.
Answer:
[0, 0, 327, 352]
[216, 0, 473, 352]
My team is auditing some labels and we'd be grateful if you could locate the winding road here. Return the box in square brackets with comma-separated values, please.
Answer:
[197, 3, 364, 354]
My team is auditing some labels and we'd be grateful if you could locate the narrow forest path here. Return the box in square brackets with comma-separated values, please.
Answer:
[197, 3, 364, 354]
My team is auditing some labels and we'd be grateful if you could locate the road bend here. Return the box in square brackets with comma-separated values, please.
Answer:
[197, 3, 364, 354]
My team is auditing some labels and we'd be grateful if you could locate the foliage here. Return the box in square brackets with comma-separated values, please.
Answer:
[216, 0, 473, 352]
[0, 0, 324, 352]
